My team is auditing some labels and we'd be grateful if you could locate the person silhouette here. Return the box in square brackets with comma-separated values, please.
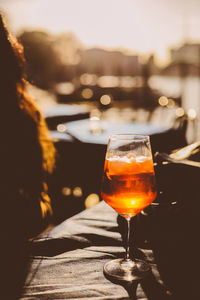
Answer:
[0, 13, 56, 298]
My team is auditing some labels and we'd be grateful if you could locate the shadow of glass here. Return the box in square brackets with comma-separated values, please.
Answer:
[104, 268, 172, 299]
[140, 271, 172, 300]
[103, 271, 139, 300]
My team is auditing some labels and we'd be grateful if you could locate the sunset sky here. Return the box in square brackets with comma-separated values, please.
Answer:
[1, 0, 200, 65]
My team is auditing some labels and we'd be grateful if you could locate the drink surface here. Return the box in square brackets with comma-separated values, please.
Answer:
[101, 154, 157, 217]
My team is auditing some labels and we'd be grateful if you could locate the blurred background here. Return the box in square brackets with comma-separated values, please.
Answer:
[1, 0, 200, 223]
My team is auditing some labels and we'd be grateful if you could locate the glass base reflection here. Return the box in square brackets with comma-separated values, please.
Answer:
[103, 258, 151, 283]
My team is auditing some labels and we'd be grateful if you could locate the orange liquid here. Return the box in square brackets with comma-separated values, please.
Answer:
[101, 155, 157, 217]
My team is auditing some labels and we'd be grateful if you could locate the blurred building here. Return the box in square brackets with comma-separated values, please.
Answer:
[170, 43, 200, 65]
[79, 48, 142, 76]
[162, 43, 200, 76]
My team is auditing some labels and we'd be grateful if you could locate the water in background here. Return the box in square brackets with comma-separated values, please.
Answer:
[149, 76, 200, 112]
[150, 75, 200, 142]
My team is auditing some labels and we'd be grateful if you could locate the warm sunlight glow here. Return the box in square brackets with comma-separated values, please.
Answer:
[1, 0, 200, 65]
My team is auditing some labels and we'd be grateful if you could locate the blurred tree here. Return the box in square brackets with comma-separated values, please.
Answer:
[52, 32, 82, 80]
[18, 30, 82, 89]
[53, 32, 82, 66]
[19, 31, 59, 89]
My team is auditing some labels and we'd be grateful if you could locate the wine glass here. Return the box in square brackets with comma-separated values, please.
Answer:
[101, 134, 157, 282]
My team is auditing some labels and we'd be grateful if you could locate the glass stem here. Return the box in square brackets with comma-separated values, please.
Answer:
[125, 218, 131, 260]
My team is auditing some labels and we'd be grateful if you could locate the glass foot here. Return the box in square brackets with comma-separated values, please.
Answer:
[104, 258, 151, 282]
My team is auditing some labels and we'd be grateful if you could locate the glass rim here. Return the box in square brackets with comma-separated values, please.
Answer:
[109, 134, 150, 141]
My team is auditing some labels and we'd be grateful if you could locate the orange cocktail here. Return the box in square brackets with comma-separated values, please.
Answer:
[101, 154, 157, 217]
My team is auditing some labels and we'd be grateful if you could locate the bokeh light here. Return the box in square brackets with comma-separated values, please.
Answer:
[158, 96, 168, 106]
[81, 88, 93, 99]
[73, 186, 83, 197]
[62, 187, 72, 196]
[80, 73, 97, 86]
[175, 107, 185, 117]
[100, 94, 112, 106]
[187, 108, 197, 120]
[85, 193, 100, 209]
[57, 124, 67, 132]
